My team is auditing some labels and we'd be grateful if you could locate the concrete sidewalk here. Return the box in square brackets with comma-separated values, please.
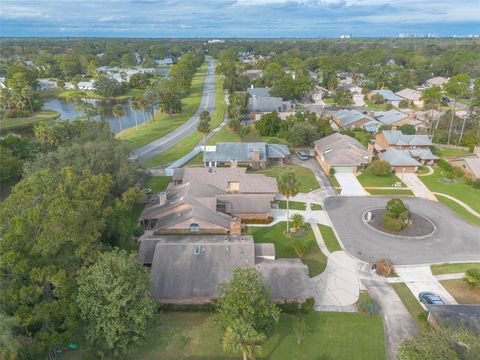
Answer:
[398, 173, 437, 201]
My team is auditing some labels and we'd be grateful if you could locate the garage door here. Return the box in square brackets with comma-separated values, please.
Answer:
[333, 166, 356, 173]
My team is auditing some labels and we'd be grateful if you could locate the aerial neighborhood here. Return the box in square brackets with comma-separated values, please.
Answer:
[1, 29, 479, 360]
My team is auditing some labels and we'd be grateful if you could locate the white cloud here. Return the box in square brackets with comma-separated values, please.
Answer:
[98, 15, 128, 22]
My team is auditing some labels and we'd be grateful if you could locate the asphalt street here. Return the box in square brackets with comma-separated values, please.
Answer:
[133, 57, 216, 163]
[324, 196, 480, 265]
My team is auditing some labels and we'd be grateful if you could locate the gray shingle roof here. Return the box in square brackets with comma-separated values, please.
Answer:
[408, 148, 439, 161]
[382, 130, 433, 146]
[314, 133, 370, 167]
[370, 90, 403, 102]
[204, 142, 289, 163]
[426, 304, 480, 331]
[373, 111, 409, 125]
[332, 109, 368, 126]
[378, 149, 421, 167]
[247, 87, 271, 97]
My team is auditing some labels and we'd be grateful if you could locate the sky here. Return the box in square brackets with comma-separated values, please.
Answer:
[1, 0, 479, 38]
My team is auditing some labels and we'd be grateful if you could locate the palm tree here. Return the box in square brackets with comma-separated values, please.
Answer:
[139, 98, 148, 124]
[21, 86, 33, 112]
[291, 213, 305, 231]
[277, 171, 299, 234]
[112, 104, 126, 137]
[222, 319, 266, 360]
[197, 110, 211, 150]
[130, 100, 141, 130]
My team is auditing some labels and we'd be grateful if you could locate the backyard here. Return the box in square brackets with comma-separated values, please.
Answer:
[61, 311, 385, 360]
[249, 222, 326, 276]
[419, 166, 480, 213]
[251, 164, 319, 193]
[434, 147, 472, 158]
[120, 63, 208, 151]
[440, 279, 480, 304]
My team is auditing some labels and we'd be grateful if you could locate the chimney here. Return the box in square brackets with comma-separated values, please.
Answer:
[158, 192, 167, 206]
[252, 148, 260, 162]
[229, 219, 242, 236]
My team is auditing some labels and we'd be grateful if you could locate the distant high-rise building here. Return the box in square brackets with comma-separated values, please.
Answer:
[340, 34, 351, 39]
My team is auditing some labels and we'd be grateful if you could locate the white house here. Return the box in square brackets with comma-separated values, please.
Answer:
[77, 81, 95, 91]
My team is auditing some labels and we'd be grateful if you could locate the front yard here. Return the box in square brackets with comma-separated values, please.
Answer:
[366, 189, 414, 196]
[251, 164, 320, 193]
[430, 262, 480, 275]
[357, 171, 401, 187]
[318, 224, 342, 252]
[61, 311, 385, 360]
[249, 222, 326, 276]
[440, 279, 480, 304]
[391, 283, 428, 331]
[419, 166, 480, 213]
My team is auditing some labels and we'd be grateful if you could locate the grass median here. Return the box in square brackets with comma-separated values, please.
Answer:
[0, 109, 59, 132]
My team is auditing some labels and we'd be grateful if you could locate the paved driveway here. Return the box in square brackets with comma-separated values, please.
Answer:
[133, 57, 216, 162]
[334, 173, 368, 196]
[395, 266, 457, 306]
[292, 158, 336, 199]
[363, 280, 418, 360]
[324, 196, 480, 265]
[398, 173, 436, 200]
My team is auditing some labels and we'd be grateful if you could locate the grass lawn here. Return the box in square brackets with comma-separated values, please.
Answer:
[357, 171, 401, 187]
[350, 131, 372, 147]
[419, 166, 480, 213]
[364, 99, 388, 111]
[182, 152, 204, 166]
[435, 147, 472, 157]
[391, 283, 428, 331]
[436, 195, 480, 227]
[207, 127, 242, 144]
[367, 189, 414, 196]
[61, 311, 385, 360]
[120, 63, 208, 151]
[277, 200, 307, 210]
[0, 109, 60, 132]
[249, 222, 326, 277]
[142, 71, 226, 167]
[328, 174, 341, 188]
[251, 164, 319, 193]
[145, 176, 172, 192]
[440, 279, 480, 304]
[430, 262, 480, 275]
[318, 224, 342, 252]
[311, 203, 322, 210]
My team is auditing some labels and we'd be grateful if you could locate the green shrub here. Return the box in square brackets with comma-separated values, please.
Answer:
[383, 198, 409, 232]
[301, 297, 315, 313]
[473, 179, 480, 189]
[383, 216, 404, 232]
[133, 224, 144, 237]
[384, 103, 393, 110]
[438, 159, 453, 172]
[445, 172, 455, 180]
[329, 167, 336, 175]
[278, 301, 300, 313]
[367, 160, 392, 176]
[464, 177, 473, 185]
[452, 167, 464, 177]
[464, 269, 480, 288]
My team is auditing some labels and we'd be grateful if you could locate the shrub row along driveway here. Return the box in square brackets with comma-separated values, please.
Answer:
[324, 196, 480, 265]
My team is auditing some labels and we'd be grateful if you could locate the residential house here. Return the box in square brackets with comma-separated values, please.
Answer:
[155, 58, 174, 66]
[330, 109, 374, 130]
[37, 79, 57, 90]
[449, 146, 480, 180]
[247, 86, 295, 120]
[203, 142, 290, 168]
[139, 167, 279, 235]
[368, 90, 403, 107]
[374, 130, 438, 172]
[243, 69, 263, 81]
[395, 88, 423, 107]
[314, 132, 372, 174]
[138, 234, 310, 304]
[425, 76, 449, 88]
[426, 304, 480, 332]
[372, 110, 413, 128]
[77, 81, 95, 91]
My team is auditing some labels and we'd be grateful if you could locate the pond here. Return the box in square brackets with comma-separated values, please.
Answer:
[42, 97, 150, 134]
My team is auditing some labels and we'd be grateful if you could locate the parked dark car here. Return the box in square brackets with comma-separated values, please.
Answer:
[296, 151, 309, 161]
[419, 292, 445, 305]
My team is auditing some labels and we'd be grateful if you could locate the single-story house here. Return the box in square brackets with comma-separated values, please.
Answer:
[372, 110, 413, 127]
[247, 86, 295, 120]
[449, 153, 480, 180]
[204, 142, 290, 168]
[77, 81, 95, 91]
[395, 88, 423, 107]
[368, 90, 403, 107]
[330, 109, 373, 130]
[243, 69, 263, 81]
[155, 58, 174, 66]
[139, 167, 279, 234]
[314, 132, 372, 174]
[37, 79, 57, 90]
[426, 304, 480, 332]
[138, 234, 310, 304]
[378, 148, 421, 173]
[425, 77, 449, 88]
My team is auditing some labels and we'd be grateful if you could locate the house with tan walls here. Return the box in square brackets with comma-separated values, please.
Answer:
[139, 167, 279, 235]
[395, 88, 424, 107]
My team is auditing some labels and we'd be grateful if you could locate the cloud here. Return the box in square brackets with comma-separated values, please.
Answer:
[98, 15, 128, 22]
